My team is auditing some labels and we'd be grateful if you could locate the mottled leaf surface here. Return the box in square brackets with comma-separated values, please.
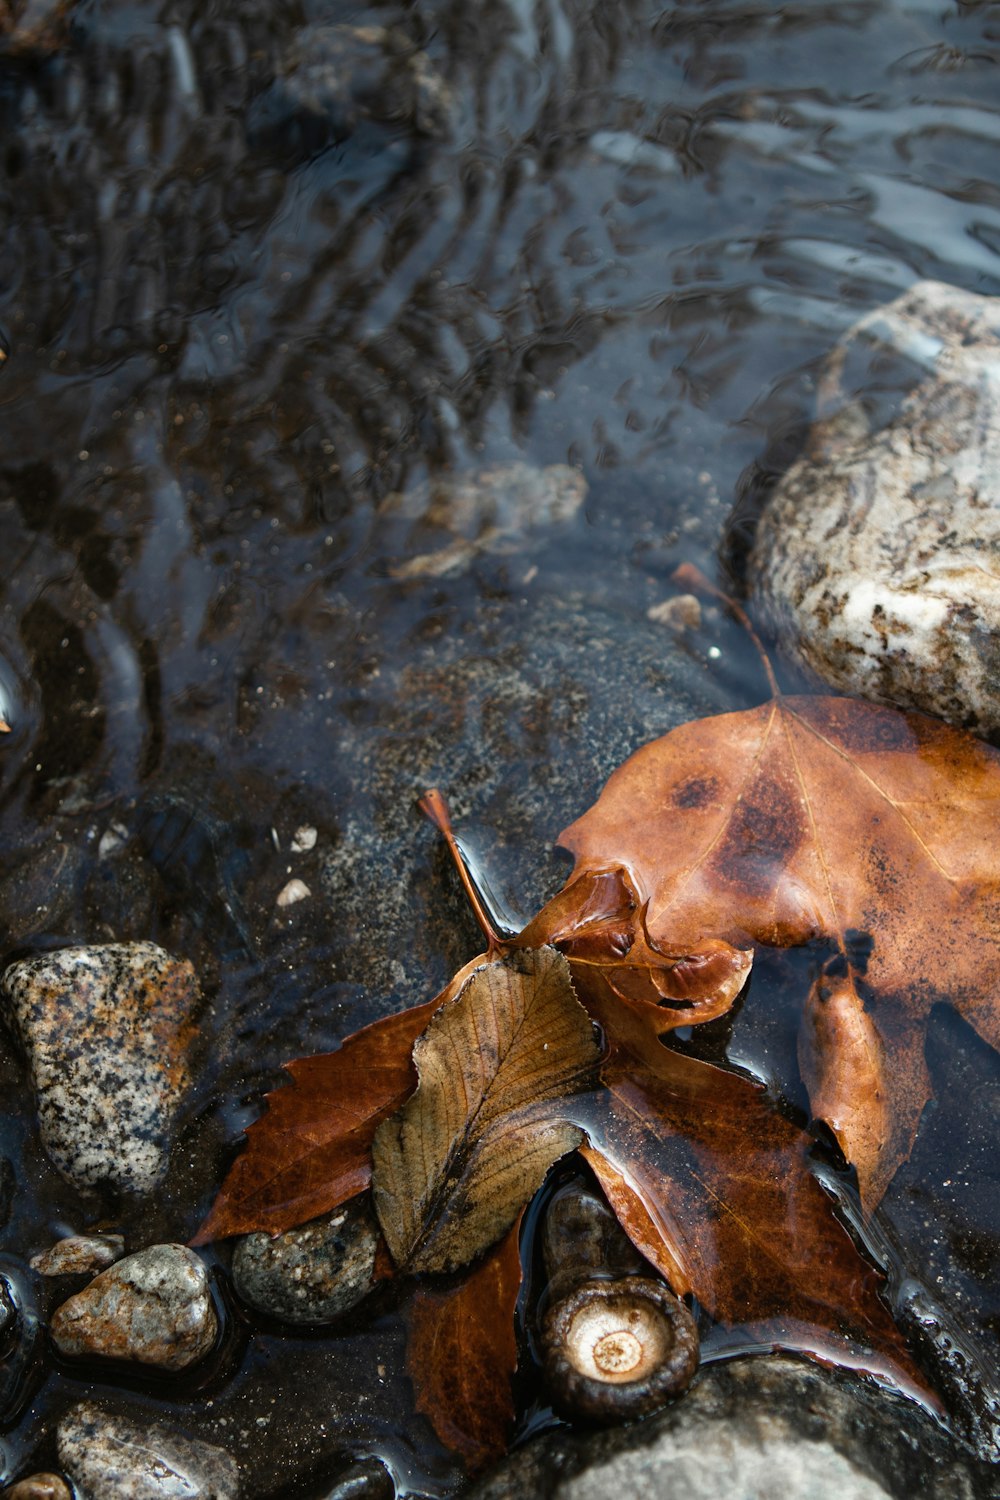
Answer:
[578, 977, 933, 1402]
[373, 947, 599, 1273]
[541, 696, 1000, 1208]
[193, 956, 486, 1243]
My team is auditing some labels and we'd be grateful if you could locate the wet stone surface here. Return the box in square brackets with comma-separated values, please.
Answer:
[749, 280, 1000, 738]
[49, 1244, 217, 1372]
[29, 1233, 125, 1278]
[232, 1197, 378, 1326]
[57, 1401, 240, 1500]
[0, 943, 201, 1197]
[468, 1356, 986, 1500]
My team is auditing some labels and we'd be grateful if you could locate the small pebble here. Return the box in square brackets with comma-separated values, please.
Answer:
[291, 825, 318, 852]
[646, 594, 701, 632]
[58, 1402, 239, 1500]
[31, 1234, 126, 1278]
[50, 1244, 217, 1372]
[276, 877, 311, 907]
[1, 942, 201, 1196]
[3, 1476, 72, 1500]
[232, 1197, 378, 1324]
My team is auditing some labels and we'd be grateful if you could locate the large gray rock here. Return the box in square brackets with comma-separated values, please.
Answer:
[749, 280, 1000, 737]
[57, 1402, 239, 1500]
[468, 1357, 986, 1500]
[1, 942, 200, 1196]
[49, 1244, 217, 1372]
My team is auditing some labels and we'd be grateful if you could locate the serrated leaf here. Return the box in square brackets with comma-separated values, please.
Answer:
[372, 946, 600, 1274]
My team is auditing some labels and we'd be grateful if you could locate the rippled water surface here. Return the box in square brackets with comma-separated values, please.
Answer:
[2, 0, 1000, 1492]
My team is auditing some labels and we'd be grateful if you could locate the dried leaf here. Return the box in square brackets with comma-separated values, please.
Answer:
[407, 1217, 523, 1473]
[533, 695, 1000, 1209]
[578, 977, 934, 1402]
[372, 947, 600, 1273]
[193, 956, 487, 1243]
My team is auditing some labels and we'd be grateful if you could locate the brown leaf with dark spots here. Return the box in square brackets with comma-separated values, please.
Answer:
[193, 955, 487, 1243]
[539, 695, 1000, 1209]
[372, 947, 600, 1274]
[577, 975, 935, 1404]
[407, 1217, 523, 1473]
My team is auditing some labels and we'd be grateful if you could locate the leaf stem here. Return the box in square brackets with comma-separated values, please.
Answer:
[418, 789, 504, 954]
[671, 561, 781, 700]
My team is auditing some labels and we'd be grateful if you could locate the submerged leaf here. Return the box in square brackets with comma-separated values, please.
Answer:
[372, 947, 600, 1274]
[577, 976, 934, 1403]
[407, 1217, 523, 1473]
[536, 695, 1000, 1209]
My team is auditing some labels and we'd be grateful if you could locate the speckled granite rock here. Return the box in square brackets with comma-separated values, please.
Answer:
[749, 280, 1000, 737]
[468, 1356, 985, 1500]
[30, 1233, 125, 1277]
[231, 1197, 378, 1325]
[49, 1244, 217, 1371]
[57, 1402, 239, 1500]
[0, 942, 200, 1196]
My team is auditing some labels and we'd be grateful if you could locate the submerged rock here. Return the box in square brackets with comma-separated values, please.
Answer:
[30, 1233, 125, 1277]
[0, 942, 201, 1196]
[749, 280, 1000, 737]
[468, 1355, 984, 1500]
[382, 462, 588, 578]
[231, 1197, 378, 1325]
[49, 1244, 217, 1372]
[249, 22, 452, 162]
[57, 1402, 239, 1500]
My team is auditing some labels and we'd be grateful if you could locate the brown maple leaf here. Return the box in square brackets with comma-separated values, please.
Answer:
[534, 685, 1000, 1210]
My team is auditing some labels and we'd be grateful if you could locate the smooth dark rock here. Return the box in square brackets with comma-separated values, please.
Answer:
[232, 1197, 378, 1325]
[2, 1475, 72, 1500]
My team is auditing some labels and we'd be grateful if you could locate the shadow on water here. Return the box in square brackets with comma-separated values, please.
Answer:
[1, 0, 1000, 1490]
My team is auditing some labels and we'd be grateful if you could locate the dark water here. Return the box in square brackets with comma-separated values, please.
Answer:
[1, 0, 1000, 1491]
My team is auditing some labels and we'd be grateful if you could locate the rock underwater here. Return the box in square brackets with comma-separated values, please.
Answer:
[748, 279, 1000, 737]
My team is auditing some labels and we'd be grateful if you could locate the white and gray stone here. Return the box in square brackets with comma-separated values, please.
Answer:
[49, 1244, 217, 1372]
[231, 1197, 378, 1325]
[0, 941, 201, 1196]
[749, 280, 1000, 737]
[57, 1402, 239, 1500]
[30, 1233, 125, 1277]
[468, 1357, 982, 1500]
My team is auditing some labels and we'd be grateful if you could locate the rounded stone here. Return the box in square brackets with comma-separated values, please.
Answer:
[57, 1402, 239, 1500]
[232, 1198, 378, 1325]
[0, 942, 201, 1197]
[30, 1234, 125, 1278]
[3, 1475, 72, 1500]
[749, 280, 1000, 737]
[49, 1244, 217, 1372]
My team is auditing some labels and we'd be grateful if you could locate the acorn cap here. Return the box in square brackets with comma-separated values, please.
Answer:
[541, 1275, 699, 1422]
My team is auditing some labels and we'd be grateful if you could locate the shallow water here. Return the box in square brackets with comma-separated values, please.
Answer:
[1, 0, 1000, 1491]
